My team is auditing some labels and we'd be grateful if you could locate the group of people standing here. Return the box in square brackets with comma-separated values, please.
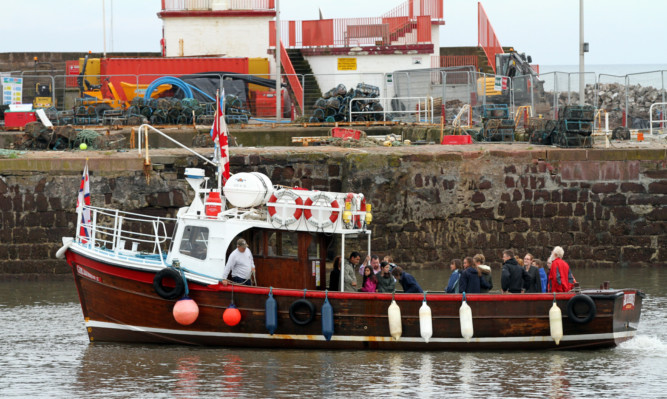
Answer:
[445, 246, 576, 294]
[328, 246, 575, 295]
[329, 252, 424, 294]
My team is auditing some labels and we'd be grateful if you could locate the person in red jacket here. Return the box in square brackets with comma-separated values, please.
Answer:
[548, 246, 576, 292]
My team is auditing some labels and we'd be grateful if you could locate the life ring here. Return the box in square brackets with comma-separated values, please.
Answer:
[566, 294, 596, 324]
[303, 193, 339, 229]
[153, 268, 185, 300]
[288, 299, 316, 326]
[268, 189, 303, 225]
[354, 197, 366, 229]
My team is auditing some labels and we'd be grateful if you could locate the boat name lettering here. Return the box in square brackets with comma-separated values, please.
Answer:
[77, 265, 101, 283]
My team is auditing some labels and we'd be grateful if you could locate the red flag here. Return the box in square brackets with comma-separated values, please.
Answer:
[76, 161, 91, 243]
[211, 93, 230, 183]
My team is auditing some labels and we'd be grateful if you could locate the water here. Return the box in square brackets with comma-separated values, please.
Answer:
[1, 268, 666, 398]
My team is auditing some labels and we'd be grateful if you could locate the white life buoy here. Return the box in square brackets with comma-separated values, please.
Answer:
[267, 189, 303, 226]
[388, 299, 402, 341]
[304, 193, 340, 229]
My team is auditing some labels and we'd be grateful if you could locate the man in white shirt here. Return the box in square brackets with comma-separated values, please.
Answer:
[222, 238, 255, 286]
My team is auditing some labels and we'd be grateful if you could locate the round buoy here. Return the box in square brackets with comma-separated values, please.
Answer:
[79, 143, 87, 150]
[173, 297, 199, 326]
[223, 303, 242, 326]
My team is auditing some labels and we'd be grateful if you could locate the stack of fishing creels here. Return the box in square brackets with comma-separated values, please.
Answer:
[309, 83, 384, 123]
[481, 104, 515, 142]
[527, 118, 558, 145]
[554, 105, 595, 148]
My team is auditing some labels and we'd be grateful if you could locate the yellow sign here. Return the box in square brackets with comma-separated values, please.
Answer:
[337, 58, 357, 71]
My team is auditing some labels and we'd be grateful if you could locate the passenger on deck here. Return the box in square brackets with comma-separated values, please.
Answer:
[474, 254, 493, 293]
[359, 254, 382, 275]
[501, 249, 529, 294]
[222, 238, 255, 286]
[548, 246, 576, 292]
[523, 253, 542, 293]
[328, 256, 341, 291]
[343, 251, 360, 292]
[459, 256, 490, 294]
[376, 262, 396, 293]
[445, 258, 462, 293]
[391, 266, 423, 293]
[360, 266, 378, 292]
[534, 259, 548, 293]
[383, 255, 398, 271]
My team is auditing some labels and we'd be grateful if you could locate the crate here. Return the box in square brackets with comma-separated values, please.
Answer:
[554, 132, 592, 148]
[441, 134, 472, 145]
[331, 127, 362, 140]
[563, 120, 593, 135]
[481, 104, 510, 119]
[560, 105, 595, 121]
[4, 111, 37, 128]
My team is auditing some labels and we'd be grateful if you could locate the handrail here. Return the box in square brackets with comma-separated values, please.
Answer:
[137, 124, 217, 167]
[649, 102, 667, 135]
[477, 2, 503, 73]
[279, 40, 304, 111]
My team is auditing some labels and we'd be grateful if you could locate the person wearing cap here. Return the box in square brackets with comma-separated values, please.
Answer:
[222, 238, 255, 286]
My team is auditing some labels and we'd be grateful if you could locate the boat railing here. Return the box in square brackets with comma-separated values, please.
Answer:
[77, 205, 176, 265]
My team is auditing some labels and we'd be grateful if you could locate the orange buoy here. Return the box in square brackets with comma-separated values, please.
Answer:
[173, 297, 199, 325]
[223, 304, 242, 326]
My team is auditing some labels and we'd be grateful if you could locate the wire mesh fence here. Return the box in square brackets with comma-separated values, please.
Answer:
[3, 67, 667, 133]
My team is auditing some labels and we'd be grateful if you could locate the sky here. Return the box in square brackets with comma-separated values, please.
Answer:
[1, 0, 667, 66]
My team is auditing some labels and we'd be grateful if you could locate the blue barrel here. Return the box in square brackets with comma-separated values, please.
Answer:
[321, 297, 334, 341]
[265, 289, 278, 335]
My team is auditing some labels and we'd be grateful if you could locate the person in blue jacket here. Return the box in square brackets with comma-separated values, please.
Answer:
[459, 257, 491, 294]
[534, 259, 548, 293]
[445, 258, 463, 293]
[391, 266, 423, 293]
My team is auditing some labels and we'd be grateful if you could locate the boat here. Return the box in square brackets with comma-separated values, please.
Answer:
[59, 125, 644, 350]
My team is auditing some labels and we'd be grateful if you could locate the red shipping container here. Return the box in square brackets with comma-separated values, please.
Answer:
[4, 111, 37, 128]
[441, 135, 472, 145]
[100, 57, 249, 101]
[65, 61, 80, 88]
[252, 89, 289, 117]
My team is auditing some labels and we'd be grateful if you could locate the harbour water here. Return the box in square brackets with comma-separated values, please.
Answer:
[1, 267, 665, 398]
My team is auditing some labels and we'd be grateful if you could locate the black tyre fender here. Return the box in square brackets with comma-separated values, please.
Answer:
[153, 268, 185, 300]
[567, 294, 596, 324]
[288, 299, 316, 326]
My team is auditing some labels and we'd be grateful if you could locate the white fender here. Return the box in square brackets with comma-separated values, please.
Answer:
[550, 299, 563, 345]
[419, 300, 433, 343]
[388, 299, 402, 341]
[56, 237, 74, 259]
[459, 293, 473, 342]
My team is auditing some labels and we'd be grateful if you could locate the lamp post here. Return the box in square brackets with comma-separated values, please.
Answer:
[275, 0, 281, 123]
[579, 0, 585, 105]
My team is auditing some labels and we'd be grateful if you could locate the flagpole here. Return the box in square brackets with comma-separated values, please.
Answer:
[216, 90, 222, 191]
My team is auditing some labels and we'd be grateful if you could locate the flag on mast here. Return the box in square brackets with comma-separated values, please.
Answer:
[210, 89, 230, 184]
[76, 160, 91, 243]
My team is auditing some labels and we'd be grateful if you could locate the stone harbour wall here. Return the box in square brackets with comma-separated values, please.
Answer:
[0, 146, 665, 278]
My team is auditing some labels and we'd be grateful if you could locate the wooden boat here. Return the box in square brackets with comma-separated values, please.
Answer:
[59, 127, 643, 350]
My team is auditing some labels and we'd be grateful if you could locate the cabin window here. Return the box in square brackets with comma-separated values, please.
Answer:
[179, 225, 209, 260]
[264, 231, 298, 259]
[307, 234, 320, 260]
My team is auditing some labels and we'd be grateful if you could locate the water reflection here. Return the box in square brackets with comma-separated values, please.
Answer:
[1, 268, 666, 398]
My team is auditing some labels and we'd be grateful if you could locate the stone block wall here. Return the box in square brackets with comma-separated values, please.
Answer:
[0, 146, 665, 277]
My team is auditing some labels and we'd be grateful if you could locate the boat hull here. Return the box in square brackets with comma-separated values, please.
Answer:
[67, 250, 643, 351]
